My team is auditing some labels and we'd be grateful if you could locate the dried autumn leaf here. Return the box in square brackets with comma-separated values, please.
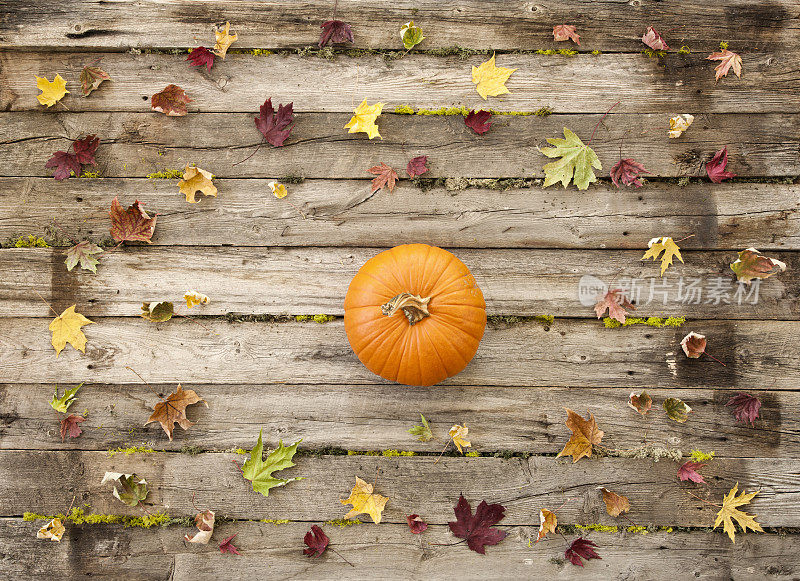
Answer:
[37, 518, 65, 542]
[45, 150, 81, 181]
[706, 147, 736, 183]
[269, 182, 288, 198]
[594, 288, 634, 324]
[707, 49, 742, 81]
[400, 21, 424, 50]
[50, 384, 81, 413]
[49, 305, 93, 356]
[730, 248, 786, 284]
[610, 158, 650, 188]
[241, 430, 303, 497]
[341, 476, 388, 524]
[145, 384, 207, 440]
[319, 20, 354, 47]
[407, 514, 428, 534]
[406, 155, 429, 178]
[73, 134, 99, 165]
[213, 21, 237, 58]
[184, 291, 210, 309]
[448, 424, 471, 454]
[408, 413, 433, 442]
[556, 408, 604, 463]
[536, 509, 557, 543]
[140, 301, 174, 322]
[304, 525, 329, 557]
[713, 482, 763, 543]
[448, 495, 507, 554]
[109, 197, 157, 243]
[472, 54, 516, 100]
[600, 487, 630, 517]
[60, 414, 85, 442]
[465, 110, 492, 134]
[565, 537, 601, 567]
[79, 65, 111, 96]
[368, 162, 398, 194]
[101, 472, 148, 507]
[664, 397, 692, 423]
[185, 509, 215, 544]
[179, 164, 217, 203]
[151, 84, 191, 116]
[677, 461, 707, 484]
[255, 98, 295, 147]
[65, 241, 103, 273]
[642, 236, 683, 276]
[187, 47, 216, 71]
[628, 391, 652, 415]
[642, 26, 669, 50]
[219, 533, 241, 555]
[36, 74, 69, 107]
[668, 114, 694, 138]
[726, 393, 762, 427]
[540, 127, 601, 191]
[345, 99, 384, 139]
[680, 331, 706, 358]
[553, 24, 580, 45]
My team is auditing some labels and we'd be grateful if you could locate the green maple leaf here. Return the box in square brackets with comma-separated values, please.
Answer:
[241, 429, 303, 497]
[408, 413, 433, 441]
[65, 241, 103, 273]
[50, 383, 82, 413]
[540, 127, 601, 191]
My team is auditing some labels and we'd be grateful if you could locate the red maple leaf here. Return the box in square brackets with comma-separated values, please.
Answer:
[609, 158, 650, 188]
[187, 47, 216, 71]
[319, 20, 354, 47]
[448, 495, 507, 554]
[218, 534, 241, 555]
[368, 162, 398, 193]
[151, 84, 192, 116]
[594, 289, 634, 324]
[72, 134, 99, 165]
[706, 147, 737, 183]
[60, 414, 85, 442]
[109, 197, 157, 243]
[406, 156, 429, 178]
[465, 110, 492, 134]
[726, 393, 761, 427]
[303, 525, 329, 557]
[254, 98, 295, 147]
[642, 26, 669, 50]
[553, 24, 580, 45]
[45, 150, 82, 181]
[677, 461, 707, 484]
[565, 537, 601, 567]
[407, 514, 428, 534]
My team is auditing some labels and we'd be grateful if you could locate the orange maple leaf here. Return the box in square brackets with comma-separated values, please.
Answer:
[556, 408, 604, 462]
[145, 385, 208, 440]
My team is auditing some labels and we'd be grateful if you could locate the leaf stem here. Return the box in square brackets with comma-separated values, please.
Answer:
[32, 288, 61, 317]
[685, 490, 721, 508]
[329, 547, 355, 567]
[704, 351, 727, 367]
[586, 100, 620, 146]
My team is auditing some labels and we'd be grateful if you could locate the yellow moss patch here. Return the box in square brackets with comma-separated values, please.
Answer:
[465, 451, 479, 457]
[13, 235, 49, 248]
[604, 316, 685, 329]
[24, 508, 171, 528]
[295, 314, 336, 323]
[79, 170, 101, 178]
[146, 169, 184, 179]
[260, 519, 290, 525]
[575, 524, 619, 533]
[678, 46, 691, 55]
[347, 449, 416, 457]
[690, 449, 715, 462]
[325, 518, 362, 527]
[106, 445, 157, 458]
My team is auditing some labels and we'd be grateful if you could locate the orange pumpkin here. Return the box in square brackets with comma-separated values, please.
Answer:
[344, 244, 486, 386]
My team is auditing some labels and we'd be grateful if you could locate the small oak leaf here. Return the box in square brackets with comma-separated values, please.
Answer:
[178, 164, 217, 203]
[50, 384, 81, 413]
[145, 384, 207, 440]
[341, 476, 389, 524]
[472, 54, 516, 100]
[213, 21, 238, 59]
[49, 306, 93, 356]
[36, 74, 69, 107]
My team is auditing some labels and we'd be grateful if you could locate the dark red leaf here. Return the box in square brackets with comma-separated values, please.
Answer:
[60, 414, 85, 442]
[465, 110, 492, 134]
[677, 461, 707, 484]
[609, 158, 650, 188]
[109, 197, 158, 243]
[706, 147, 737, 183]
[303, 525, 329, 557]
[151, 84, 191, 116]
[218, 534, 241, 555]
[319, 20, 354, 47]
[187, 47, 216, 71]
[368, 162, 398, 193]
[45, 150, 81, 181]
[406, 155, 429, 178]
[254, 98, 295, 147]
[565, 537, 601, 567]
[72, 134, 99, 166]
[448, 495, 507, 554]
[726, 392, 761, 427]
[407, 514, 428, 534]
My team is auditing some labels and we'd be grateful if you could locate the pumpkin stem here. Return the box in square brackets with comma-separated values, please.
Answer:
[381, 293, 431, 326]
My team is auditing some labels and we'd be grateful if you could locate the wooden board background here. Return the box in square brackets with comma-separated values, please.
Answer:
[2, 1, 800, 579]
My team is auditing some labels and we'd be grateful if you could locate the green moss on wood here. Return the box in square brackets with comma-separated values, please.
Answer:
[690, 449, 715, 462]
[295, 314, 336, 323]
[576, 524, 619, 533]
[604, 316, 685, 329]
[347, 449, 416, 457]
[678, 46, 691, 55]
[13, 235, 49, 248]
[325, 518, 362, 527]
[642, 49, 667, 58]
[79, 170, 101, 178]
[106, 445, 157, 458]
[260, 518, 290, 525]
[280, 175, 305, 184]
[146, 169, 183, 179]
[24, 508, 171, 528]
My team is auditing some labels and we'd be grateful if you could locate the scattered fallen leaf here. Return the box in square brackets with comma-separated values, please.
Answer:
[642, 236, 683, 276]
[465, 109, 492, 134]
[151, 84, 191, 116]
[600, 487, 630, 517]
[368, 162, 398, 194]
[341, 476, 388, 524]
[400, 21, 424, 50]
[60, 414, 85, 442]
[565, 537, 601, 567]
[255, 98, 295, 147]
[184, 291, 210, 309]
[50, 384, 81, 413]
[269, 181, 288, 198]
[219, 533, 241, 555]
[101, 472, 149, 507]
[663, 397, 692, 423]
[304, 524, 329, 557]
[730, 248, 786, 284]
[642, 26, 669, 50]
[448, 424, 471, 454]
[73, 134, 99, 165]
[185, 509, 215, 544]
[668, 114, 694, 138]
[145, 384, 208, 440]
[241, 430, 303, 497]
[109, 197, 157, 243]
[65, 241, 103, 273]
[472, 54, 516, 100]
[187, 47, 216, 71]
[540, 127, 601, 191]
[707, 49, 742, 81]
[319, 20, 354, 47]
[406, 155, 429, 178]
[609, 158, 650, 188]
[556, 408, 604, 463]
[726, 393, 762, 427]
[179, 164, 217, 203]
[553, 24, 580, 45]
[37, 518, 65, 541]
[45, 150, 82, 181]
[79, 65, 111, 96]
[140, 301, 175, 322]
[713, 482, 763, 543]
[36, 74, 69, 107]
[213, 21, 237, 58]
[680, 331, 706, 358]
[594, 288, 634, 324]
[628, 391, 652, 415]
[407, 514, 428, 534]
[408, 413, 433, 442]
[345, 98, 384, 139]
[448, 495, 507, 554]
[706, 147, 737, 183]
[49, 305, 93, 356]
[677, 461, 707, 484]
[536, 508, 557, 543]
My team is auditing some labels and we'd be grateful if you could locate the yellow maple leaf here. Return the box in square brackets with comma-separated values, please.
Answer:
[178, 164, 217, 203]
[269, 181, 288, 199]
[340, 476, 388, 524]
[448, 424, 471, 454]
[472, 54, 516, 100]
[184, 291, 209, 308]
[37, 518, 65, 541]
[642, 236, 684, 276]
[344, 98, 384, 139]
[713, 482, 763, 543]
[536, 508, 557, 543]
[213, 21, 237, 59]
[556, 408, 604, 463]
[36, 74, 69, 107]
[49, 305, 93, 356]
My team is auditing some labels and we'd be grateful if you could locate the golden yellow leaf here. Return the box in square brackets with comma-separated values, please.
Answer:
[713, 482, 763, 543]
[269, 181, 288, 199]
[642, 236, 684, 276]
[536, 509, 557, 543]
[184, 291, 210, 308]
[37, 518, 65, 541]
[471, 54, 516, 100]
[178, 164, 217, 203]
[213, 21, 237, 59]
[36, 74, 69, 107]
[556, 408, 604, 463]
[668, 114, 694, 138]
[344, 98, 384, 139]
[340, 476, 388, 524]
[49, 305, 93, 356]
[448, 424, 471, 454]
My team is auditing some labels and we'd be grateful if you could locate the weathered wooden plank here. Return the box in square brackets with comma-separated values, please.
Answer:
[3, 178, 800, 250]
[4, 52, 798, 114]
[2, 112, 798, 178]
[1, 0, 797, 53]
[2, 519, 797, 581]
[0, 317, 797, 389]
[2, 452, 798, 526]
[2, 383, 795, 458]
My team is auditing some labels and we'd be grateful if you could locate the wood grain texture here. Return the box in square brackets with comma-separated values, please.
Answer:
[3, 519, 796, 581]
[2, 112, 798, 178]
[1, 0, 798, 53]
[1, 383, 794, 457]
[4, 51, 798, 114]
[3, 178, 800, 250]
[2, 246, 797, 319]
[1, 317, 797, 389]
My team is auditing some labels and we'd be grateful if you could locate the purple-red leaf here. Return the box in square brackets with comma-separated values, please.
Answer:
[45, 150, 81, 181]
[319, 20, 354, 47]
[565, 537, 601, 567]
[677, 461, 707, 484]
[187, 47, 216, 71]
[464, 110, 492, 134]
[407, 514, 428, 534]
[255, 98, 295, 147]
[218, 534, 241, 555]
[60, 414, 85, 442]
[448, 495, 507, 554]
[642, 26, 669, 50]
[406, 155, 429, 178]
[109, 197, 157, 243]
[303, 525, 329, 557]
[706, 147, 737, 183]
[726, 393, 762, 427]
[151, 84, 191, 116]
[609, 158, 650, 188]
[72, 134, 99, 166]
